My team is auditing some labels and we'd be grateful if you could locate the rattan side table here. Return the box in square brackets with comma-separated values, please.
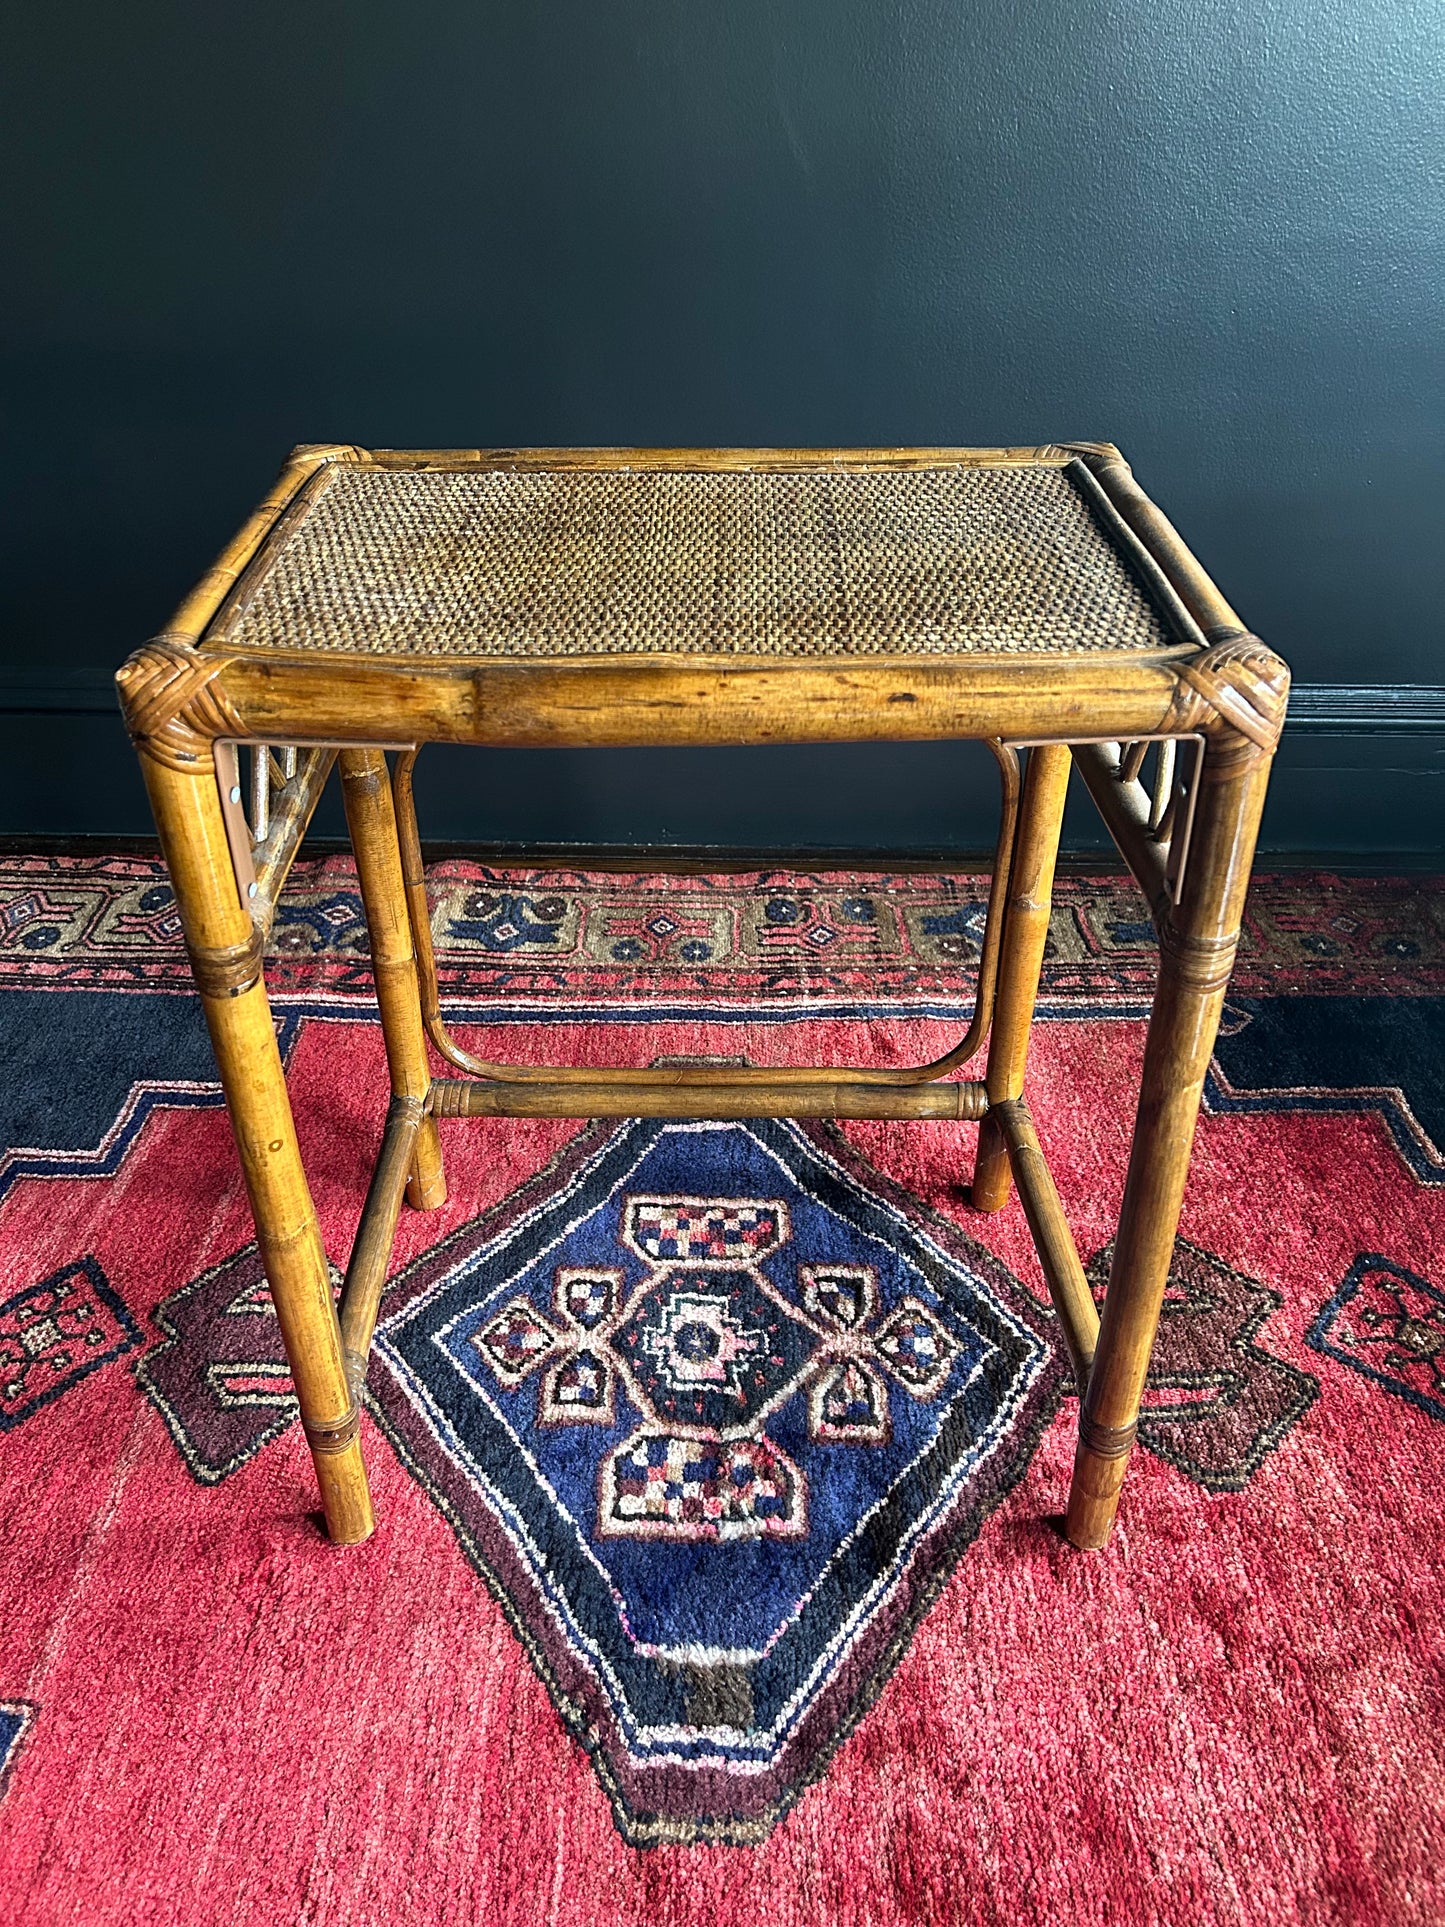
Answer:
[116, 443, 1289, 1552]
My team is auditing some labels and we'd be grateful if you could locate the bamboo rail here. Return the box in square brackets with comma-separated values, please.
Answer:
[972, 745, 1072, 1212]
[429, 1076, 987, 1121]
[154, 650, 1199, 757]
[990, 1098, 1099, 1390]
[137, 747, 373, 1545]
[339, 750, 446, 1209]
[392, 741, 1022, 1092]
[1074, 448, 1244, 641]
[1065, 728, 1281, 1549]
[337, 1095, 425, 1391]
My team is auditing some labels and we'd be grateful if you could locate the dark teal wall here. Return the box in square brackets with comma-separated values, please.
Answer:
[4, 2, 1442, 852]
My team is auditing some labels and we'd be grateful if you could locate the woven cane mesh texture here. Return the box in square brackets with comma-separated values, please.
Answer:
[223, 462, 1176, 659]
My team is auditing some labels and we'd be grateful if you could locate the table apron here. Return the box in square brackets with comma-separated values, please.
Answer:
[208, 652, 1195, 751]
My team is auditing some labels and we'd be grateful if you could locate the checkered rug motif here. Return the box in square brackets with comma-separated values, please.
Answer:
[0, 855, 1441, 1924]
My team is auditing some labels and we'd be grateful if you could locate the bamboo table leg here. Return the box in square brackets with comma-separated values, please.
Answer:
[1066, 730, 1274, 1550]
[972, 744, 1071, 1211]
[140, 746, 374, 1545]
[339, 750, 446, 1213]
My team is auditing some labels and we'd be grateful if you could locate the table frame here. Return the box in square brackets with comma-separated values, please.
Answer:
[116, 443, 1289, 1551]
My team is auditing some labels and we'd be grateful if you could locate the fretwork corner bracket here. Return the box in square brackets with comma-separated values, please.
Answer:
[1167, 636, 1290, 765]
[115, 640, 244, 772]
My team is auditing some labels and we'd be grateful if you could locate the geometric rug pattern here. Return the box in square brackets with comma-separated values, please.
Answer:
[369, 1112, 1065, 1843]
[0, 855, 1440, 1922]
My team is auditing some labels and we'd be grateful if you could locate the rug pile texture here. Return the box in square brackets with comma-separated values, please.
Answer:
[0, 855, 1441, 1924]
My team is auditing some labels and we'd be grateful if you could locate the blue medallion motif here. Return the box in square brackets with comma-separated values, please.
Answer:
[370, 1115, 1063, 1844]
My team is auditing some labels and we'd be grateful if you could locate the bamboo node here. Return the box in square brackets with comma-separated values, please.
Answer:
[1078, 1411, 1138, 1460]
[302, 1405, 361, 1455]
[1157, 920, 1239, 995]
[1163, 635, 1290, 760]
[115, 640, 245, 771]
[185, 928, 265, 999]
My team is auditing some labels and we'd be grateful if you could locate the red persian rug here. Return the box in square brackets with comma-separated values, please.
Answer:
[0, 855, 1441, 1924]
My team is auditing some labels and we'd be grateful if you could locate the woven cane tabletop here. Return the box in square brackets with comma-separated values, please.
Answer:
[211, 453, 1194, 662]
